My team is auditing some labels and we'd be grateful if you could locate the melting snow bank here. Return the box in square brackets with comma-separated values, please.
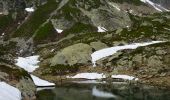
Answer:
[15, 55, 40, 72]
[140, 0, 170, 12]
[67, 73, 106, 79]
[37, 87, 55, 91]
[25, 7, 35, 12]
[67, 73, 138, 81]
[91, 41, 164, 67]
[0, 82, 21, 100]
[31, 75, 55, 87]
[92, 86, 117, 98]
[97, 26, 107, 32]
[73, 80, 106, 84]
[55, 28, 63, 33]
[108, 2, 120, 11]
[15, 55, 55, 87]
[112, 75, 138, 81]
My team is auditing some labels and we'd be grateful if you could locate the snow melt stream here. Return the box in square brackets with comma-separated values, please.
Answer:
[91, 41, 164, 67]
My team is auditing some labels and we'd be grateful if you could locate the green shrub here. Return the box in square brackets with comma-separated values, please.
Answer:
[34, 21, 55, 40]
[13, 0, 58, 37]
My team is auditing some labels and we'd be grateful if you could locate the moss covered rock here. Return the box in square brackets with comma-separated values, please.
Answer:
[90, 41, 108, 51]
[0, 63, 36, 100]
[50, 43, 92, 66]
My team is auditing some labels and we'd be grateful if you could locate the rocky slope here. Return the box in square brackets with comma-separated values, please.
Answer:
[0, 44, 36, 100]
[33, 12, 170, 87]
[0, 0, 170, 98]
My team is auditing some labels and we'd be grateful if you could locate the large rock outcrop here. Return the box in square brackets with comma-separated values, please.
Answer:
[0, 44, 36, 100]
[50, 43, 92, 66]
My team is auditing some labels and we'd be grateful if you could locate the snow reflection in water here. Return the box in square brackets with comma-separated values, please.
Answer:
[37, 83, 170, 100]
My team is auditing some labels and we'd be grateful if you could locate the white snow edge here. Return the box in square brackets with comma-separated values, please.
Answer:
[91, 41, 164, 67]
[108, 2, 120, 11]
[67, 73, 106, 80]
[25, 7, 35, 12]
[0, 82, 21, 100]
[55, 28, 63, 33]
[112, 75, 139, 81]
[140, 0, 170, 12]
[67, 73, 138, 81]
[31, 75, 55, 87]
[15, 55, 55, 87]
[98, 26, 107, 32]
[15, 55, 40, 73]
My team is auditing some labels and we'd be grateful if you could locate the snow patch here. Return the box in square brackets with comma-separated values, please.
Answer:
[15, 55, 55, 87]
[37, 87, 55, 91]
[0, 82, 21, 100]
[67, 73, 106, 80]
[92, 86, 117, 98]
[51, 49, 55, 52]
[91, 41, 164, 67]
[25, 7, 34, 12]
[164, 27, 170, 31]
[31, 75, 55, 87]
[140, 0, 169, 12]
[68, 73, 138, 81]
[108, 2, 120, 11]
[55, 28, 63, 33]
[73, 80, 106, 84]
[2, 33, 5, 36]
[0, 33, 5, 38]
[157, 4, 170, 12]
[112, 75, 138, 81]
[97, 26, 107, 32]
[15, 55, 40, 72]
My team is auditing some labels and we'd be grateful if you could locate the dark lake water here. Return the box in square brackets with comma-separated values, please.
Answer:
[36, 81, 170, 100]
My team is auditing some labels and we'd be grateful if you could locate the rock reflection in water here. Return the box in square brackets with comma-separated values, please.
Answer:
[37, 83, 170, 100]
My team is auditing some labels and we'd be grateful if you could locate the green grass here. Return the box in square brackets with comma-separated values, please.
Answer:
[0, 15, 13, 31]
[34, 21, 56, 40]
[46, 12, 170, 50]
[63, 22, 96, 36]
[12, 0, 58, 38]
[0, 64, 31, 79]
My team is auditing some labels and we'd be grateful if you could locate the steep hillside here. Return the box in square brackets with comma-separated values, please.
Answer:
[0, 1, 170, 98]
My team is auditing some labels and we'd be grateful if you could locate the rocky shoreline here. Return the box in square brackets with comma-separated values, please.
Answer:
[1, 0, 170, 99]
